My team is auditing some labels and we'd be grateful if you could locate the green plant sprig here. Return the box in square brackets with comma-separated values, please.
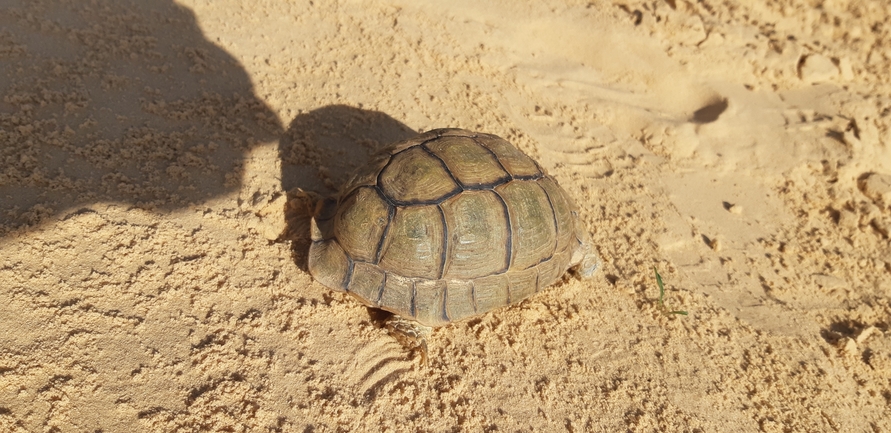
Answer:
[654, 267, 688, 316]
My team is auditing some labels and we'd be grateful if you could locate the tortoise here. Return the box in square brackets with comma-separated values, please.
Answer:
[308, 128, 599, 356]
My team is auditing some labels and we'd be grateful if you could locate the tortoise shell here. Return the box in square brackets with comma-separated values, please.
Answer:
[308, 128, 598, 327]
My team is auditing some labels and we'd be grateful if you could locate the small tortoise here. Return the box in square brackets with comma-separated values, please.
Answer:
[308, 128, 599, 355]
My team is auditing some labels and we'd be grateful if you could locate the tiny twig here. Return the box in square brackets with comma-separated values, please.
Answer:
[654, 267, 688, 316]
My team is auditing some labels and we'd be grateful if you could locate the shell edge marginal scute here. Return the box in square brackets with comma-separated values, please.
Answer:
[535, 178, 561, 262]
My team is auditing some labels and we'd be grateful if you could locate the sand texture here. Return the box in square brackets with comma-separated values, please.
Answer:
[2, 0, 891, 431]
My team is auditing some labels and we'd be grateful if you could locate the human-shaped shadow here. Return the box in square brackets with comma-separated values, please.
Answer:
[278, 105, 416, 271]
[0, 0, 281, 235]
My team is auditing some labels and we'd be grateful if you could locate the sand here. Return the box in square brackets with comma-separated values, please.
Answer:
[1, 0, 890, 431]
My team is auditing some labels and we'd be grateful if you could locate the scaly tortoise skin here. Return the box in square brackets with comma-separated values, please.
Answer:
[309, 128, 599, 327]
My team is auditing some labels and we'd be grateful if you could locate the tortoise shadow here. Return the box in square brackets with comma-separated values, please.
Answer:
[0, 0, 282, 236]
[278, 105, 416, 272]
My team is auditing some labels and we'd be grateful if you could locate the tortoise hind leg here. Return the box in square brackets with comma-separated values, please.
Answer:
[385, 316, 432, 365]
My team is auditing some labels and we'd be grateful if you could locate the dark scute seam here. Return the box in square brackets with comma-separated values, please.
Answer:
[372, 187, 396, 264]
[375, 152, 397, 200]
[343, 246, 355, 292]
[510, 173, 543, 181]
[531, 160, 545, 177]
[534, 266, 541, 293]
[409, 279, 418, 319]
[347, 154, 391, 205]
[388, 134, 446, 159]
[436, 204, 449, 280]
[470, 280, 478, 314]
[471, 136, 543, 179]
[420, 143, 464, 188]
[375, 180, 540, 207]
[378, 134, 540, 204]
[460, 178, 510, 191]
[386, 188, 462, 207]
[451, 138, 512, 189]
[375, 271, 387, 306]
[525, 252, 555, 271]
[471, 137, 512, 179]
[441, 283, 450, 322]
[374, 150, 462, 206]
[491, 188, 513, 273]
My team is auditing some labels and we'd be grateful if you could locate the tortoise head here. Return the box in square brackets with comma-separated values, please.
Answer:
[308, 196, 352, 292]
[570, 217, 600, 278]
[309, 197, 338, 242]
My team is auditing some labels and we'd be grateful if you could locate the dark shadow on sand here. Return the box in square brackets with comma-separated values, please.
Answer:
[278, 105, 416, 271]
[0, 0, 281, 235]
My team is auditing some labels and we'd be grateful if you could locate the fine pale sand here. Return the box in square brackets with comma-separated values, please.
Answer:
[2, 0, 890, 431]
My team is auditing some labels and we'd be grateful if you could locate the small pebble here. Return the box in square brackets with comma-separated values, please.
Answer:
[856, 326, 878, 345]
[799, 54, 838, 83]
[837, 210, 858, 229]
[873, 218, 890, 237]
[859, 172, 891, 209]
[838, 57, 854, 81]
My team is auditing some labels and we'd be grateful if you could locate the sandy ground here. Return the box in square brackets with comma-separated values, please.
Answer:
[2, 0, 891, 431]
